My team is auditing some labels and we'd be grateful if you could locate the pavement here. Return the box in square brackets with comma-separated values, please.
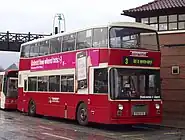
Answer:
[159, 119, 185, 129]
[0, 110, 185, 140]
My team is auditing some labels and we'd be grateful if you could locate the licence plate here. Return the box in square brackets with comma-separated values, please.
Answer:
[133, 112, 146, 116]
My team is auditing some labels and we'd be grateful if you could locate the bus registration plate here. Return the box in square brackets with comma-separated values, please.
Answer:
[133, 112, 146, 116]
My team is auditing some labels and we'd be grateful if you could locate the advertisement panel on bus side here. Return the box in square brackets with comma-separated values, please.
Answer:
[30, 49, 100, 71]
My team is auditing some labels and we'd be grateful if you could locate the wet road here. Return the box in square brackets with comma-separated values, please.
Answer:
[0, 110, 184, 140]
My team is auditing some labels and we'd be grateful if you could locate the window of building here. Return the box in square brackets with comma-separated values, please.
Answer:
[150, 17, 157, 23]
[159, 23, 167, 31]
[61, 75, 74, 92]
[62, 34, 76, 52]
[94, 68, 108, 93]
[93, 28, 108, 47]
[141, 18, 149, 24]
[159, 16, 167, 23]
[20, 45, 30, 58]
[28, 77, 37, 91]
[169, 23, 177, 30]
[38, 76, 48, 91]
[29, 43, 39, 57]
[168, 15, 177, 30]
[178, 14, 185, 30]
[172, 66, 180, 75]
[141, 14, 185, 31]
[178, 22, 185, 29]
[50, 37, 61, 54]
[179, 14, 185, 21]
[49, 75, 60, 92]
[76, 29, 92, 50]
[169, 15, 177, 22]
[39, 41, 50, 56]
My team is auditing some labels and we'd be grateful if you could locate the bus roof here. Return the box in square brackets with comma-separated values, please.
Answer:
[0, 70, 18, 76]
[0, 72, 5, 76]
[21, 21, 156, 46]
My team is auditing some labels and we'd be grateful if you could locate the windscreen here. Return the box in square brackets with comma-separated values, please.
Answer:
[7, 78, 18, 98]
[109, 27, 159, 51]
[3, 71, 18, 98]
[109, 68, 161, 100]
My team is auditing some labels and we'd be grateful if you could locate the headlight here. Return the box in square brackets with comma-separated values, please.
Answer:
[155, 104, 160, 109]
[118, 104, 123, 110]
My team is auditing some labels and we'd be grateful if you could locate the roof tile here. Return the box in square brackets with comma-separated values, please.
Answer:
[123, 0, 185, 14]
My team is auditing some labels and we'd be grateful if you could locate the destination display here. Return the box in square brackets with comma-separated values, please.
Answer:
[123, 56, 154, 66]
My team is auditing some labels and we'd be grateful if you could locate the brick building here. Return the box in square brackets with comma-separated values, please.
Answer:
[121, 0, 185, 120]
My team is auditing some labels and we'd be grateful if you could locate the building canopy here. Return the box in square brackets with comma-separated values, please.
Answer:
[121, 0, 185, 18]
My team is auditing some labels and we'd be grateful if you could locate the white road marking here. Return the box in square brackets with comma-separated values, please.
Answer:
[39, 125, 53, 130]
[134, 138, 145, 140]
[0, 118, 6, 121]
[121, 134, 144, 137]
[20, 128, 28, 131]
[42, 132, 74, 140]
[164, 132, 181, 135]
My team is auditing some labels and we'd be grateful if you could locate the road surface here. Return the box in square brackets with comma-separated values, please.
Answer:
[0, 110, 184, 140]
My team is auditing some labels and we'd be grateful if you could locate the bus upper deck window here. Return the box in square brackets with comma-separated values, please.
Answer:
[92, 28, 108, 48]
[29, 44, 39, 57]
[50, 37, 62, 54]
[20, 45, 30, 58]
[62, 34, 76, 52]
[39, 41, 50, 56]
[76, 30, 92, 50]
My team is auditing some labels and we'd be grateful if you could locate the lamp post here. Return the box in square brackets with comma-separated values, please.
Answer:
[52, 13, 66, 34]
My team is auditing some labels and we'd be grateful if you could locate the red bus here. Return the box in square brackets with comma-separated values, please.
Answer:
[17, 22, 162, 125]
[0, 70, 18, 109]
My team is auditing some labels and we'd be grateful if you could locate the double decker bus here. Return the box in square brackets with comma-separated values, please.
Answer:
[18, 22, 162, 125]
[0, 70, 18, 109]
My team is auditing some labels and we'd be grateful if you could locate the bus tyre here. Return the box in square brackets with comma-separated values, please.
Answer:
[28, 100, 36, 117]
[77, 103, 88, 126]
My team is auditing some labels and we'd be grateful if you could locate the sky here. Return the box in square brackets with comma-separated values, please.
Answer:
[0, 0, 153, 69]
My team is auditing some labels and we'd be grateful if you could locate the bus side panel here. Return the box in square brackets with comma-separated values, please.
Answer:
[17, 88, 26, 112]
[19, 58, 30, 71]
[99, 49, 109, 63]
[88, 94, 110, 124]
[35, 93, 89, 120]
[19, 89, 112, 124]
[19, 89, 89, 120]
[17, 88, 22, 111]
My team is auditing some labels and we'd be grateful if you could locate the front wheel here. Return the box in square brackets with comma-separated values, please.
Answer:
[77, 103, 88, 126]
[28, 100, 36, 117]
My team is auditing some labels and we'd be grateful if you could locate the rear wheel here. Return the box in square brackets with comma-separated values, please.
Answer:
[28, 100, 36, 117]
[77, 103, 88, 126]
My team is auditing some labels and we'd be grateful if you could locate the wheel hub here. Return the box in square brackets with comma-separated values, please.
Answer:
[80, 109, 87, 121]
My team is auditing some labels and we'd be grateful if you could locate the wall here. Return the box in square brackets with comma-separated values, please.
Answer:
[159, 32, 185, 120]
